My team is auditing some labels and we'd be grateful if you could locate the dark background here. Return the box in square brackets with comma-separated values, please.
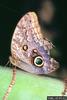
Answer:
[0, 0, 66, 70]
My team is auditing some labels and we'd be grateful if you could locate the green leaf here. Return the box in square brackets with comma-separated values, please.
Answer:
[0, 66, 65, 100]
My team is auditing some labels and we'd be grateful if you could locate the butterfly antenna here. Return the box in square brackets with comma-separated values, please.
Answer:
[3, 66, 16, 100]
[62, 78, 67, 96]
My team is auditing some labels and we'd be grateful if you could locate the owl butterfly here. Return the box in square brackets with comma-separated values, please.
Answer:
[3, 12, 66, 99]
[10, 12, 59, 74]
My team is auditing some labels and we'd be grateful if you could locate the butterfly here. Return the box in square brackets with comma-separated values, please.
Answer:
[4, 12, 66, 100]
[10, 12, 59, 74]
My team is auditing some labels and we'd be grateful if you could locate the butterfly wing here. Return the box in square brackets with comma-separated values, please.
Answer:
[10, 12, 59, 74]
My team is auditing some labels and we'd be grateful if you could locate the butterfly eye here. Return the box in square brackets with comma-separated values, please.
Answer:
[34, 56, 44, 67]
